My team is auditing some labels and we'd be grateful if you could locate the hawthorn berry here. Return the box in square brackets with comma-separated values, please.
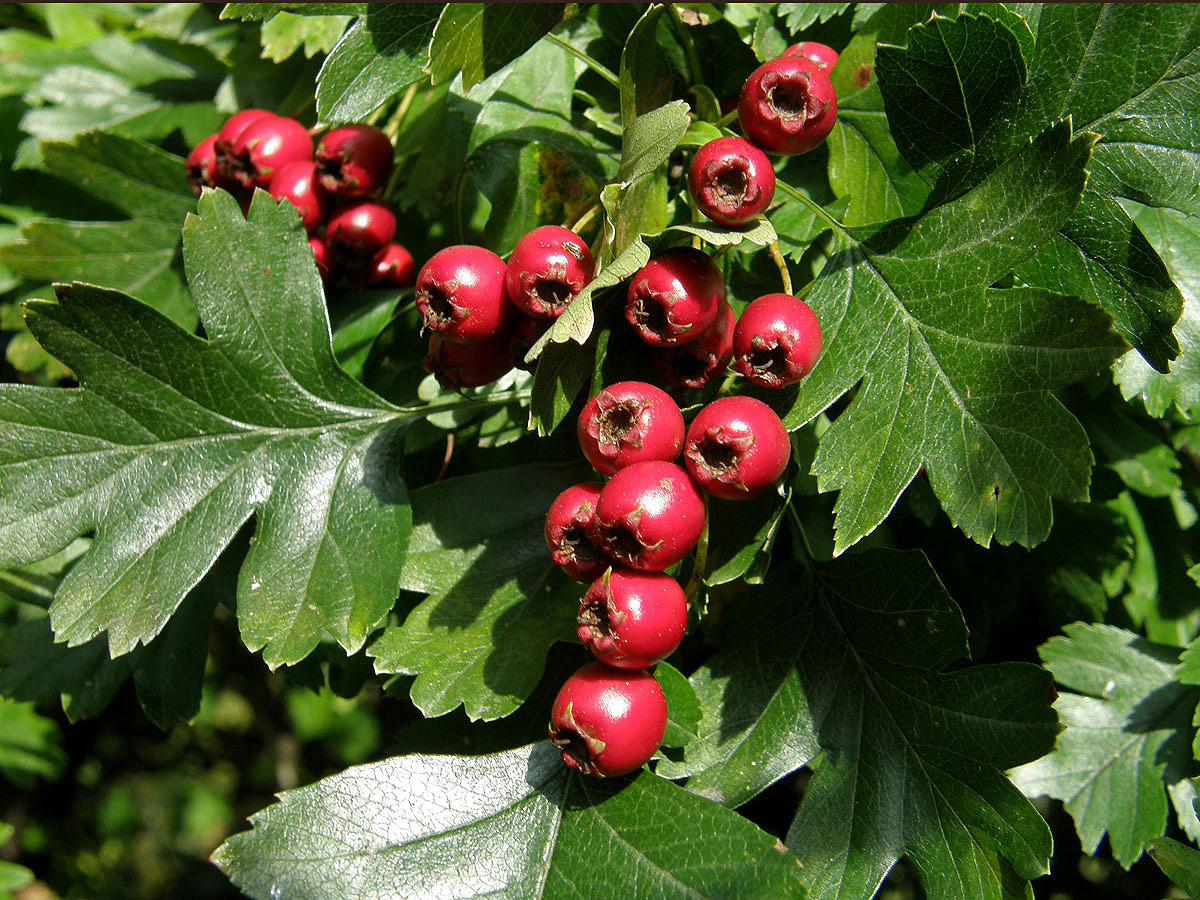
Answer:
[213, 108, 275, 159]
[731, 293, 822, 388]
[315, 124, 394, 197]
[782, 41, 839, 71]
[684, 396, 791, 500]
[625, 247, 724, 347]
[688, 136, 776, 226]
[549, 661, 667, 777]
[326, 200, 397, 257]
[415, 245, 513, 342]
[589, 460, 706, 572]
[576, 381, 685, 477]
[308, 236, 338, 287]
[648, 298, 736, 390]
[364, 242, 416, 288]
[268, 160, 329, 232]
[185, 133, 223, 195]
[544, 482, 610, 583]
[505, 225, 595, 319]
[225, 115, 313, 189]
[738, 56, 838, 155]
[578, 568, 688, 669]
[424, 333, 514, 391]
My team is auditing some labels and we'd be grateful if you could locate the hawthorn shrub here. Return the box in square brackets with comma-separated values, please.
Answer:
[1, 4, 1199, 899]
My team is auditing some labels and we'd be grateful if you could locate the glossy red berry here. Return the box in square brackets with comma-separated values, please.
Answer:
[214, 109, 275, 159]
[186, 133, 221, 195]
[589, 461, 706, 572]
[308, 236, 338, 287]
[549, 662, 667, 777]
[268, 160, 329, 232]
[782, 41, 839, 71]
[738, 56, 838, 155]
[684, 396, 791, 500]
[577, 381, 685, 477]
[367, 243, 415, 287]
[731, 293, 822, 388]
[424, 333, 514, 391]
[415, 245, 513, 342]
[648, 298, 735, 390]
[544, 483, 610, 582]
[505, 225, 595, 318]
[326, 200, 397, 257]
[578, 568, 687, 669]
[688, 136, 776, 226]
[625, 247, 724, 347]
[226, 115, 313, 189]
[315, 124, 394, 197]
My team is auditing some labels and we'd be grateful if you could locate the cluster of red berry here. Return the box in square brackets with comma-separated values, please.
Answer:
[182, 40, 838, 779]
[541, 41, 839, 779]
[414, 226, 594, 390]
[544, 382, 792, 776]
[186, 112, 414, 291]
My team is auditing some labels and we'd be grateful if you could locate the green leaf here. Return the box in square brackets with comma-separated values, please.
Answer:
[1151, 835, 1200, 898]
[0, 698, 66, 788]
[876, 13, 1027, 195]
[828, 83, 930, 226]
[619, 6, 675, 130]
[221, 4, 370, 22]
[0, 538, 89, 609]
[0, 191, 411, 668]
[881, 5, 1200, 369]
[617, 100, 690, 184]
[704, 485, 790, 586]
[369, 463, 585, 721]
[1115, 206, 1200, 416]
[528, 337, 596, 439]
[0, 218, 192, 327]
[213, 743, 807, 900]
[315, 4, 441, 124]
[259, 10, 351, 63]
[662, 549, 1056, 900]
[329, 289, 404, 381]
[1010, 624, 1200, 868]
[655, 661, 701, 748]
[780, 3, 851, 34]
[428, 3, 568, 92]
[784, 121, 1126, 554]
[1086, 406, 1183, 499]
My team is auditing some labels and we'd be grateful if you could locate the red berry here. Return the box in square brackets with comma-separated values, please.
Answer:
[549, 662, 667, 777]
[731, 293, 822, 388]
[214, 109, 275, 159]
[647, 298, 735, 390]
[505, 225, 595, 318]
[625, 247, 724, 347]
[578, 568, 687, 669]
[424, 333, 514, 391]
[544, 483, 610, 582]
[738, 56, 838, 155]
[315, 124, 394, 197]
[782, 41, 839, 71]
[577, 381, 684, 477]
[688, 136, 776, 226]
[684, 396, 791, 500]
[367, 243, 416, 287]
[226, 115, 313, 189]
[415, 245, 513, 342]
[308, 236, 338, 287]
[268, 160, 329, 232]
[589, 461, 706, 572]
[326, 200, 397, 257]
[185, 133, 223, 195]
